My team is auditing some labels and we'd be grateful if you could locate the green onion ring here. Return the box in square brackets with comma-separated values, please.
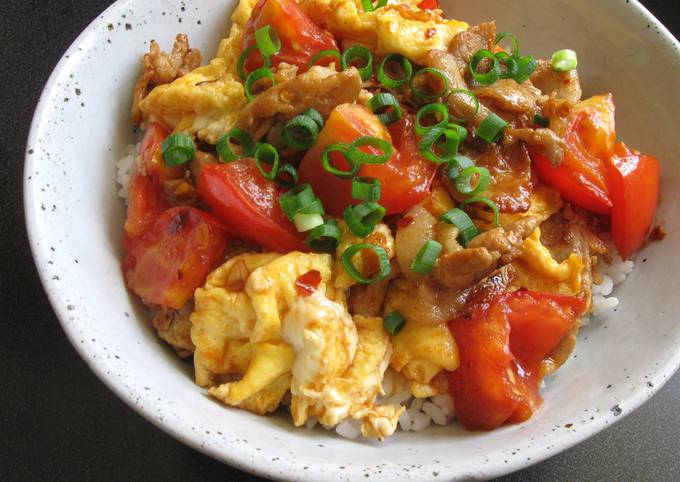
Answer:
[348, 136, 394, 164]
[303, 108, 324, 129]
[253, 143, 280, 180]
[244, 67, 276, 101]
[321, 142, 360, 178]
[533, 114, 550, 128]
[254, 25, 281, 58]
[551, 49, 578, 72]
[361, 0, 388, 12]
[447, 123, 468, 142]
[343, 201, 387, 237]
[440, 208, 479, 246]
[446, 154, 475, 180]
[418, 127, 460, 164]
[308, 49, 342, 68]
[279, 183, 318, 220]
[383, 310, 406, 336]
[447, 88, 480, 123]
[494, 32, 520, 56]
[216, 128, 255, 163]
[469, 49, 501, 85]
[368, 93, 404, 125]
[161, 133, 196, 167]
[341, 45, 374, 81]
[409, 67, 449, 102]
[340, 243, 391, 284]
[475, 113, 508, 143]
[377, 54, 413, 89]
[514, 55, 538, 83]
[455, 166, 491, 196]
[410, 239, 443, 275]
[237, 45, 272, 81]
[306, 219, 341, 253]
[495, 51, 520, 80]
[282, 115, 320, 151]
[415, 103, 449, 136]
[351, 177, 381, 202]
[275, 163, 298, 189]
[461, 195, 500, 227]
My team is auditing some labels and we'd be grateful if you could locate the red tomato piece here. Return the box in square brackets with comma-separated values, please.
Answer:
[417, 0, 439, 9]
[139, 123, 183, 184]
[197, 161, 307, 253]
[123, 207, 229, 310]
[530, 94, 616, 214]
[448, 290, 584, 430]
[242, 0, 339, 73]
[297, 104, 437, 216]
[607, 142, 660, 259]
[124, 172, 168, 242]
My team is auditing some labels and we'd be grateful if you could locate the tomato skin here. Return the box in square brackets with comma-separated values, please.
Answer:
[139, 123, 183, 184]
[123, 207, 229, 310]
[124, 173, 168, 242]
[530, 94, 616, 215]
[417, 0, 439, 9]
[448, 290, 584, 430]
[242, 0, 338, 73]
[197, 161, 307, 253]
[297, 104, 437, 216]
[608, 142, 660, 259]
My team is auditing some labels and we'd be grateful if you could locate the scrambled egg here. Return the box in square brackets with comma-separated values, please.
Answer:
[300, 0, 467, 64]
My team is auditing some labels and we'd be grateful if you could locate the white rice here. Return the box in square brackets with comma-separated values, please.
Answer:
[586, 251, 634, 323]
[116, 143, 140, 201]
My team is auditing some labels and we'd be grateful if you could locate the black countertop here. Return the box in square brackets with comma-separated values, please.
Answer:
[2, 1, 679, 480]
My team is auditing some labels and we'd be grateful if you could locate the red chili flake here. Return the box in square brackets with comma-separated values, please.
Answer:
[650, 223, 667, 241]
[425, 28, 436, 39]
[295, 269, 322, 296]
[397, 216, 414, 229]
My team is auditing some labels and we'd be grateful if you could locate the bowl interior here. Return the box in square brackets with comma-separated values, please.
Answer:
[24, 0, 680, 480]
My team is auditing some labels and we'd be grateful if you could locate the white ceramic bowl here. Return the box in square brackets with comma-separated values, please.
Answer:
[24, 0, 680, 480]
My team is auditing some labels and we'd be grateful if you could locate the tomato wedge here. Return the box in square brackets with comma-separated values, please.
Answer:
[297, 104, 437, 216]
[242, 0, 339, 73]
[417, 0, 439, 9]
[530, 94, 616, 214]
[607, 142, 660, 259]
[124, 172, 168, 242]
[139, 123, 183, 184]
[448, 290, 584, 430]
[123, 207, 229, 310]
[197, 161, 307, 253]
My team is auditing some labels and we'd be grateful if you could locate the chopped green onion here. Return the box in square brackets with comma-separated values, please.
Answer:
[469, 49, 500, 85]
[295, 198, 325, 215]
[494, 32, 520, 56]
[455, 166, 491, 196]
[446, 154, 475, 180]
[351, 177, 381, 201]
[254, 25, 281, 58]
[308, 49, 342, 68]
[410, 239, 442, 275]
[321, 142, 360, 178]
[447, 89, 480, 123]
[161, 133, 196, 167]
[409, 67, 449, 102]
[279, 184, 316, 219]
[551, 49, 578, 72]
[514, 55, 537, 83]
[361, 0, 388, 12]
[383, 311, 406, 336]
[377, 54, 413, 89]
[495, 51, 520, 80]
[368, 93, 404, 125]
[475, 113, 507, 143]
[415, 103, 449, 136]
[216, 128, 255, 163]
[237, 45, 272, 81]
[440, 208, 479, 246]
[253, 143, 280, 180]
[275, 163, 298, 189]
[343, 201, 386, 237]
[244, 67, 276, 101]
[419, 127, 460, 164]
[341, 45, 373, 81]
[340, 243, 391, 284]
[447, 123, 468, 142]
[293, 213, 324, 232]
[282, 115, 319, 150]
[348, 136, 394, 164]
[306, 219, 341, 252]
[461, 195, 500, 227]
[303, 108, 324, 129]
[533, 114, 550, 128]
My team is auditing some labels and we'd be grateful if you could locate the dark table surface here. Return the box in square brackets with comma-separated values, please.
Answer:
[2, 1, 679, 481]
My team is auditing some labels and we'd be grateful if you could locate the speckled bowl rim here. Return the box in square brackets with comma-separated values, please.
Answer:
[24, 1, 680, 480]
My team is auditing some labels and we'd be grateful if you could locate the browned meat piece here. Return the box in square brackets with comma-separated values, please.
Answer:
[131, 34, 202, 125]
[348, 278, 391, 317]
[423, 50, 467, 90]
[237, 66, 363, 138]
[394, 204, 437, 282]
[474, 79, 543, 115]
[530, 59, 582, 105]
[152, 305, 195, 357]
[448, 22, 496, 65]
[507, 126, 567, 166]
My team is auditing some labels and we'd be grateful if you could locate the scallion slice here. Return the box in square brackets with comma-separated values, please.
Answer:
[461, 195, 500, 227]
[308, 49, 342, 68]
[469, 49, 501, 85]
[377, 54, 413, 89]
[237, 45, 272, 81]
[446, 154, 475, 180]
[306, 219, 341, 252]
[361, 0, 388, 12]
[455, 166, 491, 196]
[551, 49, 578, 72]
[496, 51, 520, 80]
[244, 67, 276, 101]
[409, 67, 449, 102]
[343, 201, 387, 237]
[440, 208, 479, 246]
[419, 127, 460, 164]
[161, 133, 196, 167]
[533, 114, 550, 128]
[340, 243, 391, 284]
[282, 115, 320, 150]
[254, 25, 281, 58]
[447, 123, 468, 142]
[293, 213, 324, 232]
[321, 142, 360, 178]
[494, 32, 520, 56]
[279, 183, 317, 220]
[514, 55, 538, 83]
[415, 103, 449, 136]
[447, 88, 480, 123]
[348, 136, 394, 164]
[275, 163, 298, 189]
[341, 45, 373, 81]
[216, 128, 255, 163]
[351, 177, 381, 201]
[303, 108, 324, 129]
[383, 311, 406, 336]
[475, 113, 507, 143]
[253, 143, 280, 180]
[410, 239, 442, 275]
[368, 93, 403, 125]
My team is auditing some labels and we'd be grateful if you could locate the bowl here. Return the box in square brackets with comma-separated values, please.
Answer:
[24, 0, 680, 480]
